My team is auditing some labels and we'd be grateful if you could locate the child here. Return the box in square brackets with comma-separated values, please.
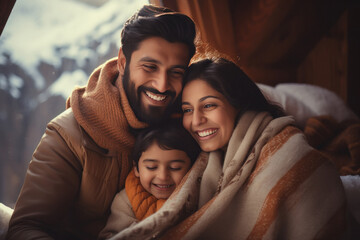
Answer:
[98, 121, 201, 239]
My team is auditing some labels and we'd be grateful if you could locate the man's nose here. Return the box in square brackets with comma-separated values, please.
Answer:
[153, 71, 170, 93]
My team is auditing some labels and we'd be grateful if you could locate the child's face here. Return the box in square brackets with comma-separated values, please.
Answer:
[134, 142, 192, 199]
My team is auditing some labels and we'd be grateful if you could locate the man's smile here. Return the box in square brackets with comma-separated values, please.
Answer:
[145, 90, 167, 102]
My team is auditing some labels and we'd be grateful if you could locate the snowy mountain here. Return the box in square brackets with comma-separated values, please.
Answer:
[0, 0, 148, 206]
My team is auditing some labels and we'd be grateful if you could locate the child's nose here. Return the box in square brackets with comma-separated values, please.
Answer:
[157, 169, 169, 181]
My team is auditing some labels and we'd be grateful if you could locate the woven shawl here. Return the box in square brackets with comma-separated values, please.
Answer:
[108, 111, 347, 240]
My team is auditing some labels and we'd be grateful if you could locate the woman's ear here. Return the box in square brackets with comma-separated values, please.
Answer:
[133, 162, 140, 177]
[118, 48, 126, 75]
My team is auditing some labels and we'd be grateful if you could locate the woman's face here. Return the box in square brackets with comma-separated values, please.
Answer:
[182, 79, 238, 152]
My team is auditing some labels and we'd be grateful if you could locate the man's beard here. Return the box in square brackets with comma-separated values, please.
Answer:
[122, 65, 177, 125]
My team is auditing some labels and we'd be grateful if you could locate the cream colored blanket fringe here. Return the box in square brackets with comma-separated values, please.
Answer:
[109, 112, 347, 240]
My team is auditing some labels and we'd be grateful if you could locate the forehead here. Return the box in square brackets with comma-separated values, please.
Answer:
[140, 142, 190, 163]
[131, 36, 190, 66]
[182, 79, 222, 101]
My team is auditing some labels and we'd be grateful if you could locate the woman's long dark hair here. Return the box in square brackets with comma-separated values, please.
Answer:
[183, 58, 285, 119]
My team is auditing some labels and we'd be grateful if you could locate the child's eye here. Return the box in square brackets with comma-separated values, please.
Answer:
[169, 163, 184, 171]
[146, 166, 157, 170]
[169, 167, 182, 171]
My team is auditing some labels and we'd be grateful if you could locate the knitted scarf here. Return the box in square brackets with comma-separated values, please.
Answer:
[108, 111, 346, 240]
[66, 57, 147, 186]
[125, 171, 166, 221]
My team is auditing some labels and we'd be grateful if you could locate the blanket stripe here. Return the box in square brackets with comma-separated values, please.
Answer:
[160, 197, 216, 239]
[247, 150, 327, 239]
[246, 126, 302, 188]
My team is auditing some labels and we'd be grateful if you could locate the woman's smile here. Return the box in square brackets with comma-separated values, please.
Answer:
[195, 128, 218, 138]
[182, 79, 238, 152]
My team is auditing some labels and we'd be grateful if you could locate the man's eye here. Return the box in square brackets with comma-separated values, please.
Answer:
[143, 64, 156, 72]
[170, 69, 185, 78]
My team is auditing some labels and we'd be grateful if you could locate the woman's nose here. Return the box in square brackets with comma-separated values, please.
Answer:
[192, 110, 206, 126]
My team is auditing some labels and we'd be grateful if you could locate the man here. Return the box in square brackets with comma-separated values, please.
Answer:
[6, 5, 196, 240]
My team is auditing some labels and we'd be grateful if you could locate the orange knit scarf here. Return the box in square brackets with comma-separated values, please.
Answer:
[125, 170, 166, 220]
[66, 57, 148, 186]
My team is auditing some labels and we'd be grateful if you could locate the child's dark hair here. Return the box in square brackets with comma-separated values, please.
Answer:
[132, 120, 201, 169]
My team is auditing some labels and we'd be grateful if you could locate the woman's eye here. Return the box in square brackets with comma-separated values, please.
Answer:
[204, 103, 216, 109]
[182, 108, 193, 114]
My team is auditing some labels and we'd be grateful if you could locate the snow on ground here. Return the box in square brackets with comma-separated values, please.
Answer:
[0, 0, 148, 97]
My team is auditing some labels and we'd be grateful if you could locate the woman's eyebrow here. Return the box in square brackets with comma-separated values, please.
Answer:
[181, 102, 191, 106]
[199, 95, 220, 102]
[182, 95, 220, 106]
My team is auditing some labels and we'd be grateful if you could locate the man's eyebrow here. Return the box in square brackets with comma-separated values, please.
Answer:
[139, 57, 187, 69]
[139, 57, 161, 64]
[182, 95, 220, 106]
[171, 65, 187, 70]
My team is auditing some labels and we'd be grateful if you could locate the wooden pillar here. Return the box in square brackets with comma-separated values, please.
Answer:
[347, 5, 360, 116]
[0, 0, 16, 36]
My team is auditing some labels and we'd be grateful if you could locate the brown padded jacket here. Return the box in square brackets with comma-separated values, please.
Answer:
[7, 58, 148, 240]
[7, 109, 128, 240]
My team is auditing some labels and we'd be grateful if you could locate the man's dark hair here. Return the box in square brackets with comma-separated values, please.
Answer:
[121, 5, 196, 63]
[131, 120, 201, 169]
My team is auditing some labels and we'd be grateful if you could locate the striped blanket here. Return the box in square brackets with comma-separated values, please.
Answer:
[108, 112, 347, 240]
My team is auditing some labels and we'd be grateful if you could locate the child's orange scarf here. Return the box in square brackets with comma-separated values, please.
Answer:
[125, 170, 166, 220]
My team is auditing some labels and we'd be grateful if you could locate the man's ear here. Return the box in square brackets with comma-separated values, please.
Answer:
[118, 48, 126, 75]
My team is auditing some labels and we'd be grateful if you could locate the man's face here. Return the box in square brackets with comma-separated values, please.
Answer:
[120, 37, 190, 124]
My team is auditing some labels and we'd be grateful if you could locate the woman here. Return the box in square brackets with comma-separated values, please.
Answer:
[105, 58, 346, 240]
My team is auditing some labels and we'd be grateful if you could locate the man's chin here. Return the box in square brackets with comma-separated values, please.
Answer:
[137, 105, 170, 125]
